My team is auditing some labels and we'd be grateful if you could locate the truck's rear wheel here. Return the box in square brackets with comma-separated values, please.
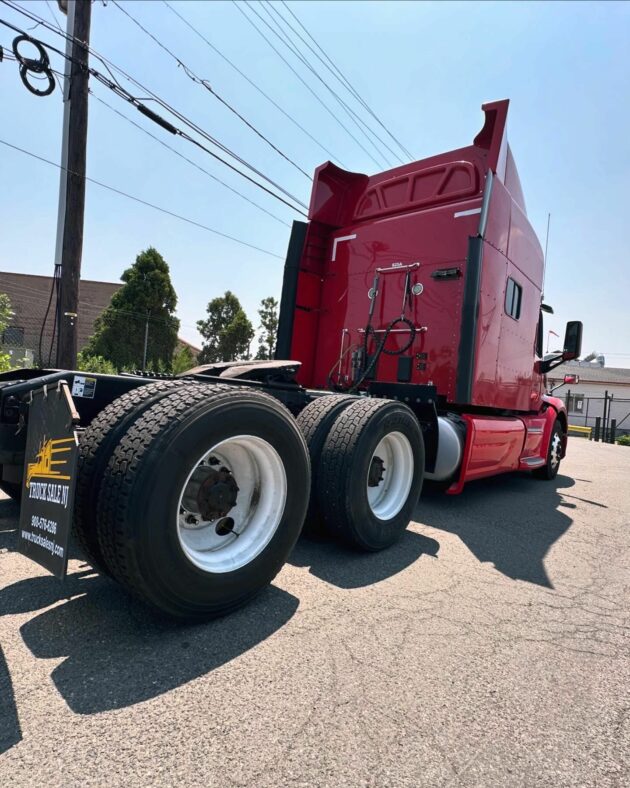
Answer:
[317, 399, 424, 551]
[296, 394, 355, 538]
[96, 385, 310, 619]
[533, 420, 563, 480]
[73, 380, 187, 574]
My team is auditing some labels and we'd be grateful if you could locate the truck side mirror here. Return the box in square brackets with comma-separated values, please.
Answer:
[562, 321, 583, 361]
[549, 371, 580, 394]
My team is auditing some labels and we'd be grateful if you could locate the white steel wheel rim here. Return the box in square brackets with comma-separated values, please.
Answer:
[550, 432, 562, 469]
[367, 431, 414, 520]
[176, 435, 287, 574]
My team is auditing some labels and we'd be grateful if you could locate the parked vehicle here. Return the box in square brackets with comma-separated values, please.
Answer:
[0, 99, 581, 618]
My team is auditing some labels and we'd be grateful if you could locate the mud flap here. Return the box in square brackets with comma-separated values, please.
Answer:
[17, 382, 79, 579]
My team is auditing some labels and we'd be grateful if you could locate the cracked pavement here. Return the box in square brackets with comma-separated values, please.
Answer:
[1, 438, 628, 786]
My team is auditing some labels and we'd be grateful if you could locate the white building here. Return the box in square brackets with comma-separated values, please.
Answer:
[547, 361, 630, 435]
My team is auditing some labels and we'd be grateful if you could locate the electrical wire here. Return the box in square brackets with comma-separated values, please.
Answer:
[47, 264, 61, 365]
[233, 1, 386, 170]
[161, 0, 346, 167]
[43, 0, 63, 34]
[258, 1, 394, 168]
[0, 137, 285, 259]
[1, 3, 309, 213]
[111, 0, 311, 180]
[280, 0, 414, 161]
[0, 39, 17, 59]
[91, 92, 290, 227]
[36, 264, 58, 365]
[0, 12, 307, 216]
[265, 1, 405, 166]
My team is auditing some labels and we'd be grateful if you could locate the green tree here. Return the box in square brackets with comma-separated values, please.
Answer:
[0, 293, 14, 372]
[255, 296, 279, 360]
[0, 293, 13, 372]
[0, 293, 31, 372]
[84, 247, 180, 370]
[172, 344, 195, 375]
[197, 291, 254, 363]
[76, 351, 117, 375]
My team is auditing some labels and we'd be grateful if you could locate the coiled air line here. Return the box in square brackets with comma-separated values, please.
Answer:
[328, 265, 418, 392]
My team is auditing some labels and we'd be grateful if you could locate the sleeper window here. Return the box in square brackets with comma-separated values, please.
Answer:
[505, 278, 522, 320]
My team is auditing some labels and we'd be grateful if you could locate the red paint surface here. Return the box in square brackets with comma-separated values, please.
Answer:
[447, 415, 525, 494]
[287, 100, 568, 492]
[290, 100, 546, 415]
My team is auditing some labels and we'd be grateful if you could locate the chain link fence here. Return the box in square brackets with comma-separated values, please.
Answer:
[564, 390, 630, 441]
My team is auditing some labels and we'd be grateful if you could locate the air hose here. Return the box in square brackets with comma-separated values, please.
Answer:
[349, 316, 416, 392]
[327, 269, 417, 392]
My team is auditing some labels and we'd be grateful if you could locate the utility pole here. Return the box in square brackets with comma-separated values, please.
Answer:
[142, 313, 150, 370]
[55, 0, 92, 368]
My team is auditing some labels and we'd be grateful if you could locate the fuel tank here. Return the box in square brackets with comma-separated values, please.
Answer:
[424, 415, 466, 482]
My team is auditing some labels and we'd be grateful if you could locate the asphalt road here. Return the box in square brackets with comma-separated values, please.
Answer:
[1, 438, 628, 787]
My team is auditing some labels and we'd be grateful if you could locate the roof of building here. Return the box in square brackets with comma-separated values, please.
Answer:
[1, 271, 194, 360]
[1, 271, 122, 359]
[549, 363, 630, 386]
[177, 337, 202, 354]
[0, 270, 121, 287]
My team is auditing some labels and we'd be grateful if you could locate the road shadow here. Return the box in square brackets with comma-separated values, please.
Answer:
[417, 473, 578, 588]
[289, 529, 440, 589]
[0, 646, 21, 756]
[1, 571, 298, 716]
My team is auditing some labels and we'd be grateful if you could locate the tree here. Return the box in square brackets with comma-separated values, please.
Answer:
[172, 344, 195, 375]
[76, 351, 117, 375]
[84, 247, 180, 370]
[197, 291, 254, 363]
[255, 296, 279, 360]
[0, 293, 14, 372]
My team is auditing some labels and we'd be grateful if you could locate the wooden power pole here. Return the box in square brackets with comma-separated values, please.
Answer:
[55, 0, 92, 368]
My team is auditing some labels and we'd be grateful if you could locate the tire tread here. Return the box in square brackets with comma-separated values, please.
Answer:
[296, 394, 355, 537]
[73, 380, 187, 572]
[96, 384, 303, 615]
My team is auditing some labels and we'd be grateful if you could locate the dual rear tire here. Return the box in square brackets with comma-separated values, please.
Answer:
[297, 396, 424, 551]
[72, 386, 423, 618]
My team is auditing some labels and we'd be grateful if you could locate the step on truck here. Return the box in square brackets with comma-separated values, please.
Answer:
[0, 99, 582, 619]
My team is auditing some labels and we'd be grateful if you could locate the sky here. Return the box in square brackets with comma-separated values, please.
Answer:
[0, 0, 629, 364]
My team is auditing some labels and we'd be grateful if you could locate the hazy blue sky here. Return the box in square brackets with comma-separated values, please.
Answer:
[1, 0, 629, 363]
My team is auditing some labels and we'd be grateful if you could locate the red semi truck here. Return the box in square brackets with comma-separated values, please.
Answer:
[0, 99, 581, 618]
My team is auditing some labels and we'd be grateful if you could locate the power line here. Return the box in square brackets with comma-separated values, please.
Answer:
[256, 0, 389, 165]
[267, 1, 406, 166]
[233, 0, 386, 170]
[161, 0, 346, 167]
[0, 137, 284, 259]
[91, 92, 291, 227]
[43, 0, 63, 33]
[280, 0, 414, 161]
[1, 2, 309, 213]
[257, 1, 395, 168]
[237, 0, 386, 169]
[0, 10, 307, 217]
[111, 0, 311, 179]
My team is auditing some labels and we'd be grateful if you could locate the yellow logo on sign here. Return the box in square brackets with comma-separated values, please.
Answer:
[26, 437, 75, 488]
